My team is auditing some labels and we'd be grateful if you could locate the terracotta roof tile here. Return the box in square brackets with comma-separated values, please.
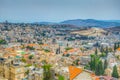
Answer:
[69, 66, 83, 80]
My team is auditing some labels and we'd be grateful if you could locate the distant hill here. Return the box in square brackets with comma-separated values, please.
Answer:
[61, 19, 120, 28]
[34, 22, 57, 25]
[103, 20, 120, 23]
[32, 19, 120, 28]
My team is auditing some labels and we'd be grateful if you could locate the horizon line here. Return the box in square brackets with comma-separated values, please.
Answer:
[0, 18, 120, 23]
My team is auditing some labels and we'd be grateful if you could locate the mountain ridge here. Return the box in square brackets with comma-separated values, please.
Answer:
[60, 19, 120, 28]
[33, 19, 120, 28]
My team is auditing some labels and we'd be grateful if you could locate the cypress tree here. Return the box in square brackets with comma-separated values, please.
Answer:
[42, 64, 52, 80]
[89, 54, 101, 72]
[100, 45, 104, 53]
[99, 61, 104, 75]
[89, 55, 94, 71]
[104, 59, 108, 70]
[95, 60, 104, 76]
[95, 62, 100, 75]
[112, 65, 119, 78]
[95, 48, 98, 55]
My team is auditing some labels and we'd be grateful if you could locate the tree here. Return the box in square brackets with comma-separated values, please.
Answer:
[0, 39, 7, 44]
[100, 53, 106, 57]
[100, 45, 104, 53]
[65, 47, 73, 51]
[89, 54, 100, 71]
[104, 59, 108, 70]
[89, 55, 95, 71]
[112, 65, 119, 78]
[73, 59, 80, 66]
[67, 43, 69, 47]
[26, 46, 35, 50]
[42, 64, 52, 80]
[88, 54, 105, 75]
[58, 75, 65, 80]
[65, 54, 70, 57]
[21, 57, 26, 63]
[56, 46, 61, 54]
[29, 55, 33, 60]
[25, 70, 29, 75]
[44, 49, 50, 53]
[109, 47, 113, 52]
[99, 61, 104, 75]
[95, 48, 98, 55]
[95, 61, 104, 76]
[84, 64, 90, 70]
[95, 61, 100, 75]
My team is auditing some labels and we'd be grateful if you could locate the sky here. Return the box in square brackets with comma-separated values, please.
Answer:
[0, 0, 120, 22]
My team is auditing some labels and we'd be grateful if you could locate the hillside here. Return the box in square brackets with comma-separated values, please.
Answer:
[70, 27, 107, 37]
[105, 26, 120, 32]
[61, 19, 120, 28]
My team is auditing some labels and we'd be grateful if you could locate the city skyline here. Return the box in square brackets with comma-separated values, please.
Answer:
[0, 0, 120, 80]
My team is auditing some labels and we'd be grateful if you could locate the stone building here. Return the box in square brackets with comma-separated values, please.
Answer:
[0, 58, 25, 80]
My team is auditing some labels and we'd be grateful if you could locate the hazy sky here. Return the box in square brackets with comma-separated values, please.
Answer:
[0, 0, 120, 22]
